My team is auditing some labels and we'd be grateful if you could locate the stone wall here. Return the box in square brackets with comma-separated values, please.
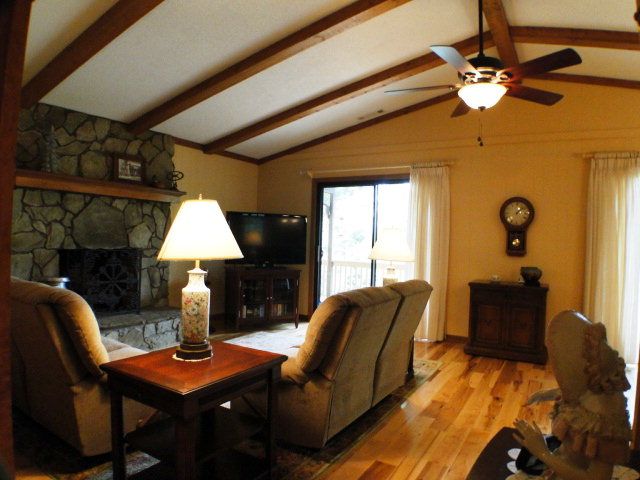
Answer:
[16, 103, 174, 183]
[11, 104, 176, 308]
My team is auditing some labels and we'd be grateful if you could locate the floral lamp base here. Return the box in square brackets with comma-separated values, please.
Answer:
[175, 266, 212, 361]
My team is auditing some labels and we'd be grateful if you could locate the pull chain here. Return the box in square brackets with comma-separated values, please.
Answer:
[477, 115, 484, 147]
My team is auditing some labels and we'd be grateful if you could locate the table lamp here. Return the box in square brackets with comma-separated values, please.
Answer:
[369, 227, 414, 286]
[158, 195, 243, 360]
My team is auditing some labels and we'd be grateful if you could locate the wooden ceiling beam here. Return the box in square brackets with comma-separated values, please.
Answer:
[128, 0, 410, 134]
[203, 34, 492, 154]
[510, 26, 640, 51]
[532, 72, 640, 91]
[21, 0, 163, 108]
[482, 0, 518, 67]
[257, 91, 458, 164]
[172, 136, 259, 164]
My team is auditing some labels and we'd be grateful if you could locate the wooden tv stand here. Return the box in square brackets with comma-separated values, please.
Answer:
[225, 266, 300, 330]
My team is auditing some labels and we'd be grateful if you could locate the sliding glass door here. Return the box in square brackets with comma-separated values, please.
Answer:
[314, 179, 411, 306]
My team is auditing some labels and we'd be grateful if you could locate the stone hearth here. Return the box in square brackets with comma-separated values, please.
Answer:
[98, 308, 180, 351]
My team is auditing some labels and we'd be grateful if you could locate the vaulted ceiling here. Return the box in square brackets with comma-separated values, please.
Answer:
[23, 0, 640, 164]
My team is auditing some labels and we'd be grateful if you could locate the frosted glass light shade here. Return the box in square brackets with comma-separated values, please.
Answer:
[369, 228, 414, 262]
[458, 83, 507, 110]
[158, 198, 243, 261]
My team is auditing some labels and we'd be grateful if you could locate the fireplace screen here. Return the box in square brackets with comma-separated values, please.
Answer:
[59, 248, 141, 313]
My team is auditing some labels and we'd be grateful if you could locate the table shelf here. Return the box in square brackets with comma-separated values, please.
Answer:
[125, 407, 263, 466]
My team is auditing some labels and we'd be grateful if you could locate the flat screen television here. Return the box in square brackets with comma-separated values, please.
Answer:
[225, 211, 307, 266]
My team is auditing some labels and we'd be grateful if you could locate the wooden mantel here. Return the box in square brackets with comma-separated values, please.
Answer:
[14, 169, 185, 203]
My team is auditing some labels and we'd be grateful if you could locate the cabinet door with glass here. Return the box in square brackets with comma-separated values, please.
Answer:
[269, 273, 300, 327]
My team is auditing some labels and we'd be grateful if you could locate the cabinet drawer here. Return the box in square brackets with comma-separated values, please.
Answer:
[506, 306, 538, 350]
[474, 303, 503, 345]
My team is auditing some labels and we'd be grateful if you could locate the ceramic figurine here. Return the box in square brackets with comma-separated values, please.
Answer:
[512, 310, 636, 480]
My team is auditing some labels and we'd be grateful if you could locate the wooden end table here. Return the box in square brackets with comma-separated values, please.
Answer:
[102, 341, 286, 480]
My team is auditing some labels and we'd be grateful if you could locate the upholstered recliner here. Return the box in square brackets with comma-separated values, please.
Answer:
[233, 279, 432, 448]
[372, 280, 433, 405]
[10, 277, 154, 456]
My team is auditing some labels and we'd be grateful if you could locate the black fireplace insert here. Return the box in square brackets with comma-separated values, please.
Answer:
[59, 248, 141, 314]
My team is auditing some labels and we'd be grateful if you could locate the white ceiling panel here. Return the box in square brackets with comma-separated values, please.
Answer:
[24, 0, 117, 83]
[516, 43, 640, 80]
[228, 64, 466, 158]
[503, 0, 637, 31]
[40, 0, 354, 121]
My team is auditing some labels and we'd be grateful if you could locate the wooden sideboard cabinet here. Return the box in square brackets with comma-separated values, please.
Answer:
[465, 281, 548, 364]
[225, 267, 300, 330]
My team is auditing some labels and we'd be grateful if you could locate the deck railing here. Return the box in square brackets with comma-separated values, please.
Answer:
[320, 259, 413, 301]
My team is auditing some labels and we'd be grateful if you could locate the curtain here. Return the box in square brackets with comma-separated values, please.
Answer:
[409, 164, 450, 341]
[584, 151, 640, 364]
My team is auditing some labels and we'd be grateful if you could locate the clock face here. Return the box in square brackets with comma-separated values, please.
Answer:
[503, 201, 531, 226]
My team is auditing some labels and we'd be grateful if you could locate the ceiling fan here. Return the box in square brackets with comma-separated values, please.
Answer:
[386, 0, 582, 117]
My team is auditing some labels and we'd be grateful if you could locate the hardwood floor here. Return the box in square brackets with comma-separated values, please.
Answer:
[321, 340, 558, 480]
[16, 340, 558, 479]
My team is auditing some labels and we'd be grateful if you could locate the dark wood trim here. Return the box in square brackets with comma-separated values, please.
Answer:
[204, 34, 491, 154]
[15, 169, 186, 202]
[309, 175, 410, 313]
[532, 72, 640, 90]
[308, 179, 320, 317]
[128, 0, 410, 134]
[21, 0, 163, 108]
[444, 334, 468, 344]
[635, 361, 640, 449]
[510, 26, 640, 51]
[0, 1, 32, 473]
[172, 137, 259, 164]
[216, 151, 261, 165]
[482, 0, 518, 67]
[259, 91, 457, 164]
[172, 136, 204, 151]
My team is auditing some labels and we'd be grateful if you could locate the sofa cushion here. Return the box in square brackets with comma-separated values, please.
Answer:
[102, 336, 147, 362]
[296, 294, 349, 374]
[10, 277, 108, 378]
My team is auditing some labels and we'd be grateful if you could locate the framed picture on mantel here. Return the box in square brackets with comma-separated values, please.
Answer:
[113, 154, 145, 183]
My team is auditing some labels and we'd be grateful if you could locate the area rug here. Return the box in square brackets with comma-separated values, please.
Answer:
[14, 357, 440, 480]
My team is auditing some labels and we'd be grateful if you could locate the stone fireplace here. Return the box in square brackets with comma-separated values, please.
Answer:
[11, 103, 183, 349]
[12, 103, 176, 309]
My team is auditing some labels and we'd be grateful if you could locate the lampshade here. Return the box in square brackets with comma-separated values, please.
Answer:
[369, 228, 414, 262]
[158, 198, 243, 261]
[458, 82, 507, 110]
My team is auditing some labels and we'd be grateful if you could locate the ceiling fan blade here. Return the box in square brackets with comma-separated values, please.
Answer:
[451, 100, 471, 117]
[505, 83, 564, 105]
[502, 48, 582, 80]
[385, 85, 458, 95]
[430, 45, 479, 77]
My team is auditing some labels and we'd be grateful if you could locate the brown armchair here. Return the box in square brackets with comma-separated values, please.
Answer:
[10, 277, 153, 456]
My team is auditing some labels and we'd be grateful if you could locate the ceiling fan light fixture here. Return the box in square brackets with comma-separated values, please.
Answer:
[458, 83, 507, 110]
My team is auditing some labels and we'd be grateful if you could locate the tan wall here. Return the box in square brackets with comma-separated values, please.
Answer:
[257, 80, 640, 337]
[168, 145, 258, 313]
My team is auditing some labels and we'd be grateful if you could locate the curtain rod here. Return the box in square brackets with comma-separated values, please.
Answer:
[583, 151, 640, 159]
[304, 161, 453, 178]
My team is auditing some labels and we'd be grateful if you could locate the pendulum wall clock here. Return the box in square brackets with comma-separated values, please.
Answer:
[499, 197, 534, 256]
